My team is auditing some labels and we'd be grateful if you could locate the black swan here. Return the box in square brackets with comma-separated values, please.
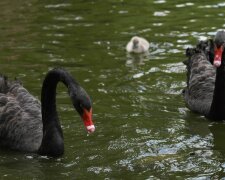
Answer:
[0, 68, 95, 157]
[183, 30, 225, 120]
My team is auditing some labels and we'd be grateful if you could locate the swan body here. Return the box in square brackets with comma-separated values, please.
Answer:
[126, 36, 150, 53]
[183, 44, 215, 115]
[183, 30, 225, 120]
[0, 68, 95, 156]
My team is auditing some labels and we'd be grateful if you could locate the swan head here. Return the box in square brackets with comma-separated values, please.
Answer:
[213, 30, 225, 67]
[132, 37, 140, 49]
[71, 88, 95, 134]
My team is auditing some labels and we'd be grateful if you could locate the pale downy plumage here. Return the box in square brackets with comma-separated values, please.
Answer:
[126, 36, 150, 53]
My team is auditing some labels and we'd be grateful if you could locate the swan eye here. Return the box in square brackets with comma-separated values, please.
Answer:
[222, 43, 225, 49]
[79, 103, 91, 112]
[79, 103, 85, 110]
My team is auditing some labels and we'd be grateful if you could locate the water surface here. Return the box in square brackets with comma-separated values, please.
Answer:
[1, 0, 225, 179]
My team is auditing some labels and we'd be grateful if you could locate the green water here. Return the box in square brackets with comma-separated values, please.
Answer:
[1, 0, 225, 179]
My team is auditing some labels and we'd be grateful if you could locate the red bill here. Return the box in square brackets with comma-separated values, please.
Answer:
[214, 46, 223, 67]
[82, 108, 95, 133]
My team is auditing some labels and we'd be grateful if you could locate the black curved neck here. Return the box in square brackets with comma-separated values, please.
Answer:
[38, 68, 80, 157]
[208, 54, 225, 120]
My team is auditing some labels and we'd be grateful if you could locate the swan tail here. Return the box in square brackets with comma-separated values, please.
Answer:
[0, 75, 10, 94]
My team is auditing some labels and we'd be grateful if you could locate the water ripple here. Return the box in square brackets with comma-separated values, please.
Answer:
[87, 166, 112, 174]
[153, 11, 170, 17]
[154, 0, 166, 4]
[45, 3, 71, 9]
[54, 15, 84, 21]
[198, 3, 225, 8]
[162, 62, 186, 73]
[176, 3, 194, 8]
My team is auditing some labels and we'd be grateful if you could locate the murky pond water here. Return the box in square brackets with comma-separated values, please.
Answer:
[1, 0, 225, 179]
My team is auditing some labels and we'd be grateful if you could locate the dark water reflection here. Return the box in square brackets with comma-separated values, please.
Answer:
[1, 0, 225, 179]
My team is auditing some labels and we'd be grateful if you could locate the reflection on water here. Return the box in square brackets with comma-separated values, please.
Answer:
[1, 0, 225, 179]
[125, 52, 150, 67]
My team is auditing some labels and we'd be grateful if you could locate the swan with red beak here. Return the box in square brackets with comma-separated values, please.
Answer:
[213, 30, 225, 67]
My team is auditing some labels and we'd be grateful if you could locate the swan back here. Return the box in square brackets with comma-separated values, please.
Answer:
[183, 41, 216, 115]
[0, 76, 42, 152]
[126, 36, 150, 53]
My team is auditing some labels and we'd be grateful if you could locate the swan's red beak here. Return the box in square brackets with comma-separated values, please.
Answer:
[214, 46, 223, 67]
[82, 108, 95, 133]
